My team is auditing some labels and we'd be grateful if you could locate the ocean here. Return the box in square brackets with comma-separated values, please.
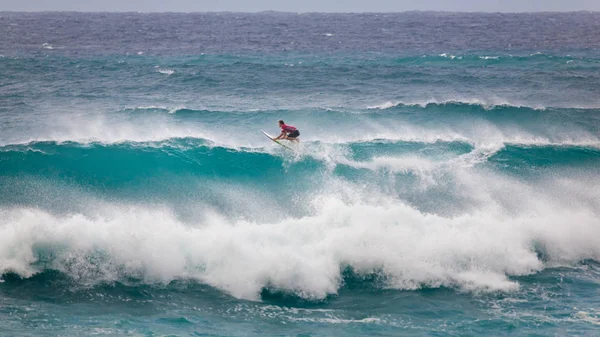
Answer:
[1, 11, 600, 336]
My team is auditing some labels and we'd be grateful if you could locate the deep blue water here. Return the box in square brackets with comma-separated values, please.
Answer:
[1, 12, 600, 336]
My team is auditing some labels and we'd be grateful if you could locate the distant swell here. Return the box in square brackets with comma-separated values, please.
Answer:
[122, 102, 600, 115]
[367, 100, 553, 111]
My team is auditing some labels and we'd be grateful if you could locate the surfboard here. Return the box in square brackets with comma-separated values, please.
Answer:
[261, 130, 294, 150]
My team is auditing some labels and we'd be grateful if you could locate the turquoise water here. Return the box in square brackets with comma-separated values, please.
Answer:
[1, 12, 600, 336]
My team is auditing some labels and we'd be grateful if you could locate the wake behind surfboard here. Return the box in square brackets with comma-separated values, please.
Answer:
[261, 130, 295, 150]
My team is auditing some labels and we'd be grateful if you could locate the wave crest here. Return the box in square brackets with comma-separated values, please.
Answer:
[1, 187, 599, 300]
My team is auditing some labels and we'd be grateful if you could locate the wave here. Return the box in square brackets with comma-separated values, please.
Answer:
[172, 52, 600, 67]
[3, 96, 600, 175]
[112, 103, 600, 148]
[1, 138, 599, 301]
[0, 139, 285, 190]
[117, 100, 600, 120]
[0, 139, 598, 189]
[1, 182, 599, 300]
[399, 52, 600, 66]
[0, 138, 597, 229]
[367, 99, 551, 111]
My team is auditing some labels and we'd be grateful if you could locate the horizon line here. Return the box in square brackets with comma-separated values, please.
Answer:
[1, 10, 599, 14]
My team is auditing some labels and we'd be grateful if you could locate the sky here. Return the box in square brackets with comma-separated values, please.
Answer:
[2, 0, 599, 12]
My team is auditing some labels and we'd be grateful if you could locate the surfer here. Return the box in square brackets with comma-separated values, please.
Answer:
[274, 120, 300, 142]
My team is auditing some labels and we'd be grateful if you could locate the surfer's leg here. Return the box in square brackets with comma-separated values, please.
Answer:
[287, 130, 300, 142]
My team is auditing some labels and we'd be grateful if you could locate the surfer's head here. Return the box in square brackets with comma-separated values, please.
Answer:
[278, 120, 284, 126]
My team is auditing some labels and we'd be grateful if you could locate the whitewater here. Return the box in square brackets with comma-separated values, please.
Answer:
[1, 11, 600, 337]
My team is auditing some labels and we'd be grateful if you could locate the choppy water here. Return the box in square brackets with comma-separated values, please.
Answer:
[1, 12, 600, 336]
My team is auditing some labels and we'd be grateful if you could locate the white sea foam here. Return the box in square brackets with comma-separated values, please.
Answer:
[233, 303, 383, 325]
[130, 105, 170, 110]
[366, 101, 399, 109]
[574, 311, 600, 325]
[336, 155, 439, 176]
[290, 316, 381, 324]
[0, 110, 219, 147]
[2, 123, 598, 155]
[366, 98, 546, 110]
[1, 102, 599, 154]
[1, 172, 599, 300]
[42, 43, 54, 50]
[158, 69, 175, 75]
[439, 53, 462, 60]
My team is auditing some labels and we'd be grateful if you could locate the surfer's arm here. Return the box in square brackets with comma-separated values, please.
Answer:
[274, 131, 285, 140]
